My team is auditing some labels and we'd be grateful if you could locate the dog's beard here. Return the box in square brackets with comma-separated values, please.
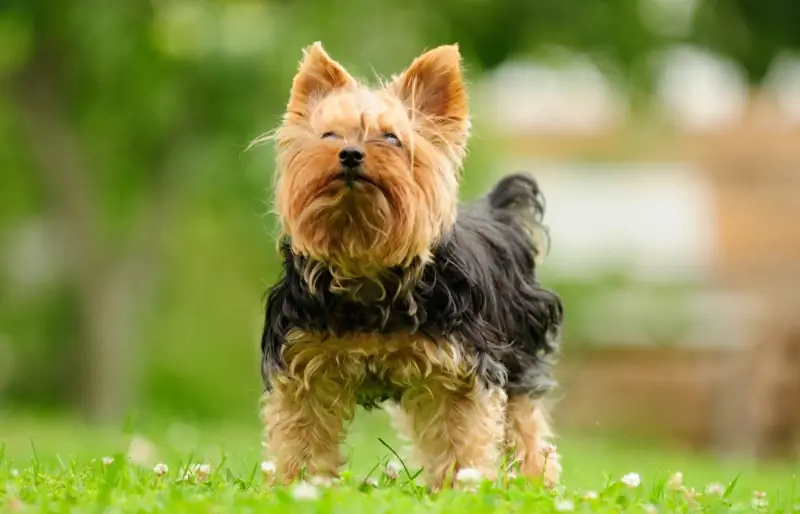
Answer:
[288, 179, 432, 277]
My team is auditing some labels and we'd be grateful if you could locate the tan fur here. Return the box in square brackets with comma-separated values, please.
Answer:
[261, 329, 559, 488]
[504, 395, 561, 487]
[272, 43, 468, 278]
[260, 373, 354, 484]
[390, 381, 507, 489]
[260, 43, 561, 489]
[261, 330, 493, 484]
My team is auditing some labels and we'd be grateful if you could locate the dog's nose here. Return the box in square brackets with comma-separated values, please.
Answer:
[338, 147, 364, 169]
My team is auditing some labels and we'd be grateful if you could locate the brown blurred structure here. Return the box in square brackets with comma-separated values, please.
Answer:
[505, 90, 800, 460]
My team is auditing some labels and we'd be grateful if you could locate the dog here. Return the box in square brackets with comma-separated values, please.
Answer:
[258, 42, 564, 489]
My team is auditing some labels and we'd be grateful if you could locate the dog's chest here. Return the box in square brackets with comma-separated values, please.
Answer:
[287, 330, 466, 409]
[336, 337, 414, 409]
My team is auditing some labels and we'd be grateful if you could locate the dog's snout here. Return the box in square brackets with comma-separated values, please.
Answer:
[338, 147, 364, 169]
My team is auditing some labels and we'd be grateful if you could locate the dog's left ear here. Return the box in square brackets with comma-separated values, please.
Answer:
[286, 42, 357, 122]
[391, 44, 469, 145]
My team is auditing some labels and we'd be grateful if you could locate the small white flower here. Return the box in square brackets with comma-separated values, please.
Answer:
[260, 461, 276, 476]
[291, 481, 320, 501]
[195, 464, 211, 481]
[621, 472, 641, 488]
[642, 503, 658, 514]
[455, 467, 483, 486]
[666, 472, 683, 490]
[554, 499, 575, 512]
[153, 463, 169, 477]
[582, 490, 598, 501]
[705, 482, 725, 496]
[184, 464, 211, 481]
[384, 461, 402, 480]
[751, 491, 768, 509]
[681, 486, 698, 502]
[310, 475, 333, 487]
[9, 469, 19, 478]
[539, 443, 558, 458]
[101, 457, 114, 467]
[363, 477, 379, 488]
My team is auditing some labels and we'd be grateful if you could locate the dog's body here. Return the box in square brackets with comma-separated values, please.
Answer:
[263, 174, 562, 406]
[259, 42, 563, 488]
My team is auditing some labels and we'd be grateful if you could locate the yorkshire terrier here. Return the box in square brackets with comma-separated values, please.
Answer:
[259, 42, 564, 489]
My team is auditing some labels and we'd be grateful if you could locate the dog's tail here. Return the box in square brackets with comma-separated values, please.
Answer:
[488, 173, 545, 216]
[487, 172, 550, 261]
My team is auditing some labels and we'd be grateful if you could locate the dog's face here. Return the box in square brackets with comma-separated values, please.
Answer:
[273, 43, 469, 276]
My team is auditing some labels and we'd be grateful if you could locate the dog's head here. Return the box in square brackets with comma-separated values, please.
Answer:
[273, 42, 469, 277]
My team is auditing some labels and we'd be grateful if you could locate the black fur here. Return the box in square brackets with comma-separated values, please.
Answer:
[261, 173, 564, 407]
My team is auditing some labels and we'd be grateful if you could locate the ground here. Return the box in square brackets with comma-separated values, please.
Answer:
[0, 410, 797, 513]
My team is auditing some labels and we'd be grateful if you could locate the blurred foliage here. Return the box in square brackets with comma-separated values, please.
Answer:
[693, 0, 800, 83]
[0, 0, 798, 423]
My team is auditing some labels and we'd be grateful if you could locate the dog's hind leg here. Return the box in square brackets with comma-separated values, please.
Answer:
[504, 395, 561, 487]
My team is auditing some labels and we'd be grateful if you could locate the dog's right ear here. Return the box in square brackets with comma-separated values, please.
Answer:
[285, 42, 357, 123]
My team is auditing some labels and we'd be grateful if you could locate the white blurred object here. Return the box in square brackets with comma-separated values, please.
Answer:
[127, 435, 158, 468]
[291, 481, 320, 501]
[478, 54, 628, 135]
[504, 161, 717, 282]
[2, 219, 63, 295]
[764, 52, 800, 126]
[654, 45, 748, 132]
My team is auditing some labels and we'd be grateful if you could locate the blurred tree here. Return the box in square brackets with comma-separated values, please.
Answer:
[2, 0, 282, 422]
[8, 0, 190, 423]
[1, 0, 799, 424]
[425, 0, 662, 80]
[419, 0, 800, 93]
[692, 0, 800, 84]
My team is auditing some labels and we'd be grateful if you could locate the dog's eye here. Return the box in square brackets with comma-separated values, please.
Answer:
[382, 132, 402, 147]
[321, 132, 339, 139]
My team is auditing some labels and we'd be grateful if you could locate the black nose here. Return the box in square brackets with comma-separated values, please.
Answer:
[338, 147, 364, 169]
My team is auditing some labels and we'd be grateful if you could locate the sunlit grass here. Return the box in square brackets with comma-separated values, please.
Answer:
[0, 411, 797, 512]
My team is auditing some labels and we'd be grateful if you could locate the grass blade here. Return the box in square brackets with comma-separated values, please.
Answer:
[723, 473, 741, 500]
[378, 438, 415, 482]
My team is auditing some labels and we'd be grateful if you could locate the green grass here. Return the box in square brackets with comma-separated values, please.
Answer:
[1, 411, 797, 512]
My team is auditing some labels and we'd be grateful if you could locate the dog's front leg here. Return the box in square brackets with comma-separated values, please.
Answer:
[260, 372, 355, 484]
[396, 375, 507, 490]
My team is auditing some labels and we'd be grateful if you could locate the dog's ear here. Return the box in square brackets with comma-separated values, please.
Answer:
[286, 42, 357, 122]
[391, 44, 469, 142]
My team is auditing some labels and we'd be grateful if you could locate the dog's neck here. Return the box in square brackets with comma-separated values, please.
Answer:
[289, 250, 427, 305]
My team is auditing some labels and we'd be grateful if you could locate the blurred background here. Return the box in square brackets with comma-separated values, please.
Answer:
[1, 0, 799, 489]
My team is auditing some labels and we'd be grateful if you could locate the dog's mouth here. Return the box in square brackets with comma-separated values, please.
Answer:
[331, 170, 381, 190]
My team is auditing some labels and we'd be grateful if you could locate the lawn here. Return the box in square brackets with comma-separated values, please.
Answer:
[1, 410, 797, 512]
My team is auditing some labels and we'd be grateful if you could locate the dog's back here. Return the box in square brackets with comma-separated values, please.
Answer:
[445, 172, 562, 397]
